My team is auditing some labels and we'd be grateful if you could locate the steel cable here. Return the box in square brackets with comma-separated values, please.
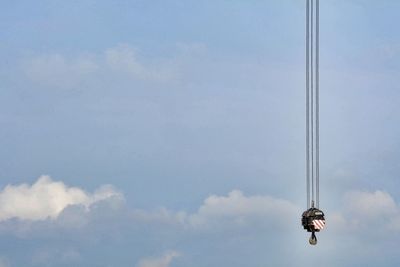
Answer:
[316, 0, 320, 208]
[306, 0, 310, 209]
[310, 0, 314, 205]
[305, 0, 319, 209]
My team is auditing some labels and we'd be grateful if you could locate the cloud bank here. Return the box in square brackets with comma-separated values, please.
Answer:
[334, 190, 400, 234]
[1, 176, 399, 239]
[0, 177, 399, 267]
[189, 190, 298, 229]
[0, 175, 121, 221]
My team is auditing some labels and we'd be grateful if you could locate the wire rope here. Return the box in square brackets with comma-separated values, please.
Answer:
[316, 0, 320, 208]
[310, 0, 314, 205]
[306, 0, 310, 209]
[305, 0, 320, 209]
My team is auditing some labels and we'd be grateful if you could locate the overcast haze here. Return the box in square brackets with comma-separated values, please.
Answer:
[1, 0, 400, 266]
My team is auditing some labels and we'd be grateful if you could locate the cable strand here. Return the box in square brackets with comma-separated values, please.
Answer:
[316, 0, 320, 208]
[306, 0, 310, 209]
[310, 0, 314, 204]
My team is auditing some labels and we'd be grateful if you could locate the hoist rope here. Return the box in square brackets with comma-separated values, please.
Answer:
[305, 0, 319, 209]
[310, 0, 314, 206]
[316, 0, 320, 208]
[306, 0, 310, 209]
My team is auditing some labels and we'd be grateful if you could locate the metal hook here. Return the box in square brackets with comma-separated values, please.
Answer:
[309, 232, 317, 245]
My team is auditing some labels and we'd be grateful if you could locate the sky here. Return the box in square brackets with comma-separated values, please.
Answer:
[1, 0, 400, 266]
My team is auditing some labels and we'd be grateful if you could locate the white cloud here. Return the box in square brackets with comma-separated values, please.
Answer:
[329, 190, 400, 234]
[138, 189, 400, 237]
[105, 44, 146, 77]
[188, 190, 298, 229]
[23, 43, 181, 87]
[136, 251, 180, 267]
[128, 190, 299, 230]
[0, 175, 122, 221]
[8, 178, 400, 239]
[344, 190, 398, 218]
[105, 44, 177, 82]
[0, 179, 302, 235]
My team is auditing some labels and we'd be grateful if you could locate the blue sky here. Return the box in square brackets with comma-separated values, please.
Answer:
[1, 0, 400, 266]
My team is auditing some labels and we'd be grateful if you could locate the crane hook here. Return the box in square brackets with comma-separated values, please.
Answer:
[309, 232, 317, 245]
